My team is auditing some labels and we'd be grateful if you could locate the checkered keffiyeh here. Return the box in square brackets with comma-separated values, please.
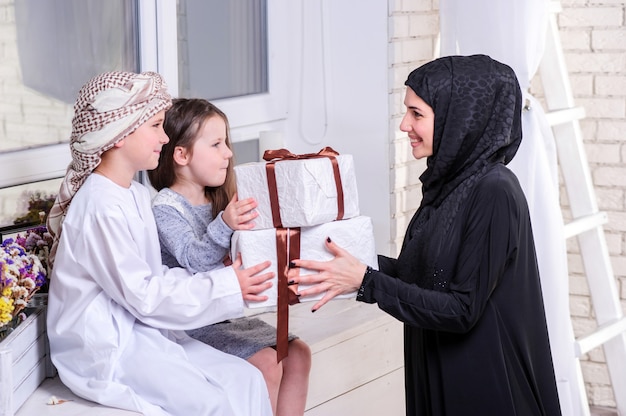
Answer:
[46, 71, 172, 263]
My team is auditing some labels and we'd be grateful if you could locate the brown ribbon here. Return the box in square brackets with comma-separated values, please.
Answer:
[274, 227, 301, 362]
[264, 147, 344, 362]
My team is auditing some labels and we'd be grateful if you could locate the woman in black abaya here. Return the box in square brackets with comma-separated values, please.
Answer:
[291, 55, 562, 415]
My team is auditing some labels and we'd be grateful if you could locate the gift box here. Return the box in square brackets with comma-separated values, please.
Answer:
[231, 215, 378, 309]
[234, 149, 360, 230]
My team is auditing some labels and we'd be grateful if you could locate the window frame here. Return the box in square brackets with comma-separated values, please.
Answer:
[0, 0, 288, 190]
[141, 0, 289, 141]
[0, 145, 71, 189]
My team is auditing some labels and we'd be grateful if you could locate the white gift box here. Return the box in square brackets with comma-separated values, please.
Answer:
[234, 153, 360, 230]
[231, 216, 379, 309]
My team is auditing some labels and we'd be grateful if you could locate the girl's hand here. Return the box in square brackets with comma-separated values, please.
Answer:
[222, 193, 259, 230]
[289, 237, 367, 311]
[232, 253, 273, 302]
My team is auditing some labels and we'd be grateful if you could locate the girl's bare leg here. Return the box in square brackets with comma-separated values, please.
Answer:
[277, 339, 312, 416]
[248, 347, 283, 415]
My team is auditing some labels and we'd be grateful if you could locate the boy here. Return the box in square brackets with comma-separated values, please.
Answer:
[46, 71, 273, 416]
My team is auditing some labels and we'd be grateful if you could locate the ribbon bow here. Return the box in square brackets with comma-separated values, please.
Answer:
[262, 146, 339, 162]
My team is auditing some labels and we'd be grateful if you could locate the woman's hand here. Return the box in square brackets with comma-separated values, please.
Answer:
[289, 237, 368, 312]
[222, 193, 259, 230]
[232, 253, 273, 302]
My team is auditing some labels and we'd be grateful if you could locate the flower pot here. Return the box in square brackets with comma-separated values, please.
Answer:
[0, 301, 55, 416]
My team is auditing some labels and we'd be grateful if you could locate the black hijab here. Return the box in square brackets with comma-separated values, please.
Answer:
[400, 55, 523, 281]
[405, 54, 522, 211]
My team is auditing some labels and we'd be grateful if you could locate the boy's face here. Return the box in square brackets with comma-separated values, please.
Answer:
[122, 110, 169, 171]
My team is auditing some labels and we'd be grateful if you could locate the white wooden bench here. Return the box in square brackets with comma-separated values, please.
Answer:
[15, 300, 405, 416]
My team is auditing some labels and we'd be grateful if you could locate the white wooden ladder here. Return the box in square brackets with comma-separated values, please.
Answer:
[539, 2, 626, 414]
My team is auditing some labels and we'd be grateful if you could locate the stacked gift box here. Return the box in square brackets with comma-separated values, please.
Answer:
[231, 147, 379, 309]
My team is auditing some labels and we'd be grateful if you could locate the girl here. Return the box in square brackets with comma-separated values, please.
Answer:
[46, 71, 274, 416]
[148, 98, 311, 416]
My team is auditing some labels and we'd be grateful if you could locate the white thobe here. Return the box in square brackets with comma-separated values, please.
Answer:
[47, 174, 272, 416]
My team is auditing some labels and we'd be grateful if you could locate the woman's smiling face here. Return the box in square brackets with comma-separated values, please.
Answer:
[400, 87, 434, 160]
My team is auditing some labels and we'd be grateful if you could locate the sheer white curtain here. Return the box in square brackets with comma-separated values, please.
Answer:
[14, 0, 138, 104]
[439, 1, 584, 415]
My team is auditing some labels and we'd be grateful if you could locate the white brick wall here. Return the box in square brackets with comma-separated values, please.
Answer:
[389, 0, 626, 410]
[559, 0, 626, 406]
[388, 0, 437, 254]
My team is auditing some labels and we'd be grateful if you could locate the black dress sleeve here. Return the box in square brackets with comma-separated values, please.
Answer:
[377, 254, 398, 276]
[357, 254, 397, 303]
[358, 170, 523, 333]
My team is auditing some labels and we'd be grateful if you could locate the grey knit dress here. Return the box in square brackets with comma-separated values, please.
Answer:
[152, 188, 295, 360]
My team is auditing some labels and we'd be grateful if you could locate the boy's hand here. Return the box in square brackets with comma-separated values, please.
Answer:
[232, 253, 273, 302]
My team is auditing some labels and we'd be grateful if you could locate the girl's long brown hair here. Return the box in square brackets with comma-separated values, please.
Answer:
[148, 98, 236, 218]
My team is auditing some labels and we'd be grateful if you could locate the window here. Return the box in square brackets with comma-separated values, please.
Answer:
[0, 0, 139, 223]
[1, 0, 139, 153]
[0, 0, 286, 225]
[178, 0, 268, 100]
[147, 0, 288, 137]
[0, 180, 61, 229]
